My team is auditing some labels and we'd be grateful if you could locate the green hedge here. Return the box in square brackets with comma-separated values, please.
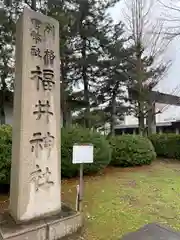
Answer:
[0, 125, 12, 185]
[61, 126, 111, 177]
[0, 125, 112, 183]
[109, 135, 156, 167]
[0, 125, 159, 185]
[149, 134, 180, 159]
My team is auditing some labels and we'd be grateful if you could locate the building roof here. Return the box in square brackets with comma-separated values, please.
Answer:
[114, 121, 173, 129]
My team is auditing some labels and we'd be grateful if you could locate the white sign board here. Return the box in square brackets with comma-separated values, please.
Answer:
[73, 144, 94, 164]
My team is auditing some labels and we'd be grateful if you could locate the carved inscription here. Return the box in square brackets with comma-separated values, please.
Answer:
[31, 46, 42, 58]
[33, 100, 53, 123]
[44, 23, 55, 39]
[30, 132, 54, 158]
[30, 19, 55, 43]
[29, 16, 57, 192]
[30, 19, 42, 44]
[44, 49, 55, 66]
[30, 132, 43, 158]
[30, 164, 54, 191]
[31, 48, 55, 66]
[31, 66, 55, 91]
[43, 132, 55, 158]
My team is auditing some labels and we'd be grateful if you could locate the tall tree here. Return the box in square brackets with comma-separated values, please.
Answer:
[3, 0, 131, 131]
[2, 0, 90, 127]
[48, 1, 74, 126]
[122, 0, 168, 135]
[158, 0, 180, 41]
[49, 0, 91, 126]
[0, 0, 40, 125]
[0, 4, 16, 124]
[65, 0, 118, 128]
[97, 22, 132, 135]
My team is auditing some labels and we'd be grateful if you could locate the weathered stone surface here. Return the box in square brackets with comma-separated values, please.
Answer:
[0, 212, 46, 240]
[121, 223, 180, 240]
[47, 213, 83, 240]
[0, 206, 83, 240]
[9, 7, 61, 223]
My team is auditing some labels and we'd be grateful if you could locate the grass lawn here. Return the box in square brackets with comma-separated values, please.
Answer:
[1, 159, 180, 240]
[61, 159, 180, 240]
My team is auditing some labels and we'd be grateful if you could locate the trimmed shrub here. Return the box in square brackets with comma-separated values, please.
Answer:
[149, 134, 180, 159]
[0, 125, 12, 185]
[61, 126, 111, 177]
[0, 125, 111, 182]
[110, 134, 156, 167]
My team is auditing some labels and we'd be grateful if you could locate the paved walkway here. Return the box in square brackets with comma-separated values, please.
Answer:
[121, 223, 180, 240]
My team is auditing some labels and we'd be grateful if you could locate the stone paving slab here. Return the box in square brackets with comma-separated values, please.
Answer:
[121, 223, 180, 240]
[0, 204, 82, 240]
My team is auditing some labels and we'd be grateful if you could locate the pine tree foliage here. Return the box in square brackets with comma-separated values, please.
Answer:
[1, 0, 170, 133]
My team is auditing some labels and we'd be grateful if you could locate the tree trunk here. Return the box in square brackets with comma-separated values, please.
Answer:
[60, 57, 70, 127]
[110, 93, 116, 136]
[136, 43, 145, 136]
[0, 100, 5, 125]
[138, 102, 145, 136]
[4, 0, 12, 6]
[82, 37, 90, 128]
[31, 0, 37, 11]
[0, 78, 6, 125]
[147, 101, 156, 135]
[66, 109, 72, 126]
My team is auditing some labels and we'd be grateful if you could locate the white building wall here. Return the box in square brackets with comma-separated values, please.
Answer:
[124, 103, 174, 126]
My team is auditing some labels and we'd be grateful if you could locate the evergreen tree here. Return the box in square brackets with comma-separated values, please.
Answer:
[97, 22, 132, 135]
[0, 4, 17, 124]
[63, 0, 118, 128]
[2, 0, 134, 132]
[0, 1, 37, 124]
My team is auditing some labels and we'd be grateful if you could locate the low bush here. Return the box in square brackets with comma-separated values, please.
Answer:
[149, 134, 180, 159]
[109, 134, 156, 167]
[0, 124, 158, 184]
[0, 125, 12, 185]
[0, 125, 111, 181]
[61, 126, 111, 177]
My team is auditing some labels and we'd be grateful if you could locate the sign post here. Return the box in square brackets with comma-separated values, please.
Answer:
[72, 144, 93, 212]
[79, 163, 83, 211]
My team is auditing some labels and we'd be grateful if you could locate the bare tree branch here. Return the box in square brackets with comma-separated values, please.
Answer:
[158, 0, 180, 40]
[121, 0, 170, 135]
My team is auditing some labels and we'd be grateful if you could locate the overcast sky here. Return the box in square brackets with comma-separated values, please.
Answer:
[108, 0, 180, 122]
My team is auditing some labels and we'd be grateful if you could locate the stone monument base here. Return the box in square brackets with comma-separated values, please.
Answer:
[0, 204, 83, 240]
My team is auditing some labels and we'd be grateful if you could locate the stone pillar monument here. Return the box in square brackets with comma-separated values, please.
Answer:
[9, 7, 61, 222]
[0, 8, 82, 240]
